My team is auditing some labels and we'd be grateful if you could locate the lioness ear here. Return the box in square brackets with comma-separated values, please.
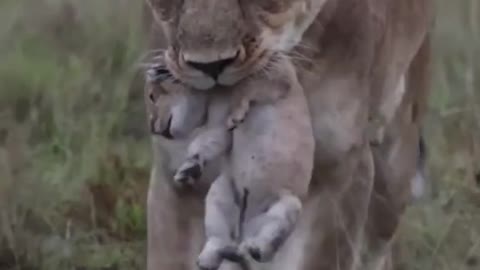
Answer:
[146, 0, 179, 21]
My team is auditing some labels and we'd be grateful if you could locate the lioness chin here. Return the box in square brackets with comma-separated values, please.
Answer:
[143, 0, 432, 270]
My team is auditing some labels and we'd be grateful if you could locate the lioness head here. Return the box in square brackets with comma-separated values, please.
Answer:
[145, 64, 207, 139]
[146, 0, 326, 90]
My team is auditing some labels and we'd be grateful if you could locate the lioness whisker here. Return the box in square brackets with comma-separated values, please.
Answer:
[284, 52, 315, 65]
[293, 42, 317, 53]
[142, 48, 166, 57]
[259, 54, 280, 80]
[135, 49, 166, 67]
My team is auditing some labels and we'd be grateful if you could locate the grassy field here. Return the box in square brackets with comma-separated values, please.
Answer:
[0, 1, 479, 270]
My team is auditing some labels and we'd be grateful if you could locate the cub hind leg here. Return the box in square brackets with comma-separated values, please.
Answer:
[240, 194, 302, 263]
[198, 173, 240, 270]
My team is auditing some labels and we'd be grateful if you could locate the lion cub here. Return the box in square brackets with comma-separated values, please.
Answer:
[145, 55, 314, 270]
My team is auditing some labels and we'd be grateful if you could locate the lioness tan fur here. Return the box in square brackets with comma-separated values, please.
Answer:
[145, 55, 314, 270]
[143, 0, 432, 270]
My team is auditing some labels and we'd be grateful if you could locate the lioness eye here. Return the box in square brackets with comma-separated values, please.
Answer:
[256, 0, 289, 13]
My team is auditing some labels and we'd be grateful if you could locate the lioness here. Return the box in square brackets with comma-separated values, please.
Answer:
[145, 55, 314, 270]
[143, 0, 432, 270]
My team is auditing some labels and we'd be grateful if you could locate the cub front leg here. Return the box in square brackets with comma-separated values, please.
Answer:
[174, 127, 231, 187]
[198, 174, 240, 270]
[226, 78, 292, 130]
[239, 194, 302, 263]
[227, 97, 251, 130]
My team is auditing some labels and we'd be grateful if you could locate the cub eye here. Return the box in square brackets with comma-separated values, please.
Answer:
[146, 65, 172, 83]
[154, 67, 170, 79]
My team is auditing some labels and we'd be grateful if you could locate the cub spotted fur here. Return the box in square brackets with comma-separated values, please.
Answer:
[145, 55, 314, 270]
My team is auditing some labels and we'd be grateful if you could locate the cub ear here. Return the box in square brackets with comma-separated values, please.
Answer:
[146, 0, 179, 21]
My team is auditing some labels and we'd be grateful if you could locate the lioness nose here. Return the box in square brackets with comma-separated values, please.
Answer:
[187, 56, 236, 79]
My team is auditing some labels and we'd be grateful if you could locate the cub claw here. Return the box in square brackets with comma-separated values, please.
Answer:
[239, 238, 275, 263]
[248, 246, 262, 262]
[174, 159, 203, 187]
[226, 116, 244, 130]
[219, 246, 244, 263]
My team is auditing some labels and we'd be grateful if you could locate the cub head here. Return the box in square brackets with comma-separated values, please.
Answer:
[145, 63, 207, 139]
[146, 0, 326, 90]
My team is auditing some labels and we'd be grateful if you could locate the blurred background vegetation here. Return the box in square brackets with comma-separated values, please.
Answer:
[0, 0, 478, 270]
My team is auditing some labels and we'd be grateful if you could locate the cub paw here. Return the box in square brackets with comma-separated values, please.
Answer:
[196, 257, 220, 270]
[226, 115, 244, 130]
[197, 239, 231, 270]
[239, 238, 275, 263]
[174, 158, 203, 187]
[227, 101, 249, 130]
[219, 246, 244, 263]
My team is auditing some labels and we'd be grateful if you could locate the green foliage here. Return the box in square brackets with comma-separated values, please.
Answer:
[397, 1, 480, 270]
[0, 0, 149, 269]
[0, 0, 479, 269]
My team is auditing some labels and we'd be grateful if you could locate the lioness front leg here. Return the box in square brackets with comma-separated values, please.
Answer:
[174, 127, 231, 186]
[197, 174, 239, 270]
[147, 164, 205, 270]
[240, 194, 302, 263]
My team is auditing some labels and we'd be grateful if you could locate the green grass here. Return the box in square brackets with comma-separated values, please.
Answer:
[397, 1, 480, 270]
[0, 1, 149, 269]
[0, 0, 479, 270]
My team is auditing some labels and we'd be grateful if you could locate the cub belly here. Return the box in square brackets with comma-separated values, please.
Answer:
[230, 98, 314, 202]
